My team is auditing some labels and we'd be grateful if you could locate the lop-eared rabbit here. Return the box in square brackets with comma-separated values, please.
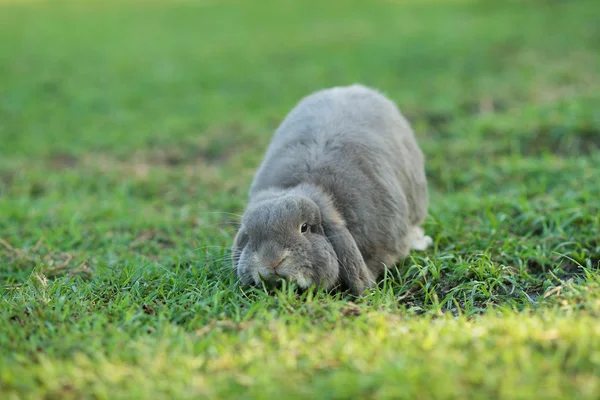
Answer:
[232, 84, 431, 294]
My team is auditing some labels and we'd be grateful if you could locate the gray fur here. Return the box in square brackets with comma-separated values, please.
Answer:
[232, 84, 429, 294]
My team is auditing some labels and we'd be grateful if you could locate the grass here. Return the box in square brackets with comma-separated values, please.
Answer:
[1, 0, 600, 398]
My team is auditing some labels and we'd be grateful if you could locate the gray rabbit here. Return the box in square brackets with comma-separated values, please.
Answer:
[231, 84, 431, 295]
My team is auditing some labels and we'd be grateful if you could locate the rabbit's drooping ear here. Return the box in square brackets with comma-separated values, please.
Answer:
[323, 223, 374, 295]
[231, 227, 249, 270]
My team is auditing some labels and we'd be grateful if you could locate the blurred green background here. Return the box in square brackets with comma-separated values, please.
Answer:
[1, 0, 599, 398]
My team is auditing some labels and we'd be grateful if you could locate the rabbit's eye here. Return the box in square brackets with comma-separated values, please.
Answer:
[300, 223, 308, 233]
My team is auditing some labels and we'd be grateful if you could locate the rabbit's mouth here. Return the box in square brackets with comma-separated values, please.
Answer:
[256, 269, 313, 292]
[257, 276, 297, 293]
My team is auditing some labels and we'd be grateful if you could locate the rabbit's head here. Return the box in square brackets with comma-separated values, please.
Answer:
[232, 185, 373, 294]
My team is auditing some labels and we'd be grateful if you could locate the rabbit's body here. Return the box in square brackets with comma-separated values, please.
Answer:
[233, 84, 430, 294]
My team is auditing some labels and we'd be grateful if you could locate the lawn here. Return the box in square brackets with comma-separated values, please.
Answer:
[1, 0, 600, 398]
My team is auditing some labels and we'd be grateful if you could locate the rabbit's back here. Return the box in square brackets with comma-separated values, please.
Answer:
[261, 84, 413, 155]
[249, 85, 428, 272]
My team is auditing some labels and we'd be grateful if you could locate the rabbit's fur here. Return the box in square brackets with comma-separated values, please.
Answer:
[232, 84, 431, 294]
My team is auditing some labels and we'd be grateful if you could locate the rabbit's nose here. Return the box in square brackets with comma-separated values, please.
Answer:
[259, 247, 290, 271]
[267, 255, 287, 270]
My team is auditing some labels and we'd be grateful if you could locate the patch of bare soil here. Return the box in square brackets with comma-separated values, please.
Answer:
[0, 237, 93, 283]
[48, 152, 79, 170]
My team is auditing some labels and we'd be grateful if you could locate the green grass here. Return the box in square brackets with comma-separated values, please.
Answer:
[1, 0, 600, 398]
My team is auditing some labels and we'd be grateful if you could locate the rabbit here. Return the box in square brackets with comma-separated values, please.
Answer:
[231, 84, 431, 295]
